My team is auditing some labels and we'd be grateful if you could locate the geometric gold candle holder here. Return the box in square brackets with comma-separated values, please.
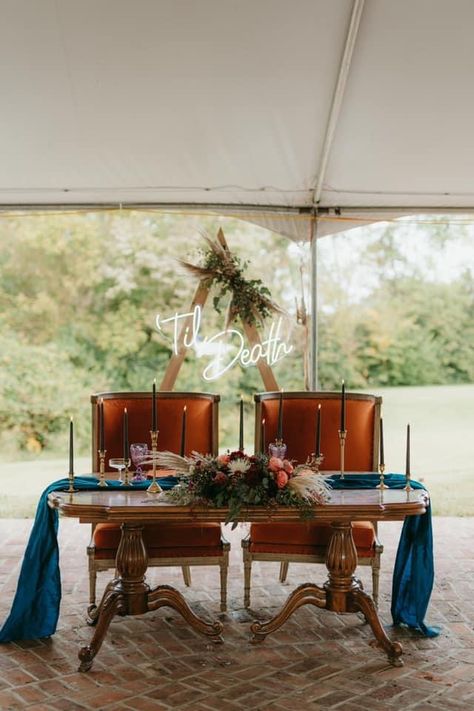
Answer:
[67, 469, 77, 493]
[98, 449, 108, 487]
[338, 429, 347, 479]
[147, 429, 162, 494]
[121, 458, 132, 487]
[376, 463, 388, 490]
[305, 452, 324, 473]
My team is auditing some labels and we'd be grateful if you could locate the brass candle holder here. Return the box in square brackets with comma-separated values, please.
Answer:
[67, 469, 77, 493]
[121, 458, 132, 487]
[306, 453, 324, 473]
[147, 429, 162, 494]
[98, 449, 108, 487]
[338, 429, 347, 479]
[376, 463, 388, 489]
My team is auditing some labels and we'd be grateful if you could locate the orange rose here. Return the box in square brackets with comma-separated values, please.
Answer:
[217, 454, 230, 465]
[276, 470, 288, 488]
[268, 456, 283, 472]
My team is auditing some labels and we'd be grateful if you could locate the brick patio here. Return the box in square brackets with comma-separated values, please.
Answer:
[0, 516, 472, 710]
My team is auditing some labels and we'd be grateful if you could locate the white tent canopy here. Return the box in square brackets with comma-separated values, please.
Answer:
[2, 0, 474, 239]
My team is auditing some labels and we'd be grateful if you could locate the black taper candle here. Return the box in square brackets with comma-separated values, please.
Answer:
[405, 423, 410, 476]
[261, 418, 266, 454]
[316, 404, 321, 457]
[340, 380, 346, 431]
[152, 379, 157, 431]
[69, 416, 74, 475]
[379, 417, 384, 468]
[277, 390, 283, 440]
[123, 408, 128, 461]
[99, 398, 105, 451]
[239, 395, 244, 451]
[180, 405, 187, 457]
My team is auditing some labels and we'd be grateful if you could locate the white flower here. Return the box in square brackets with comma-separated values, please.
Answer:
[228, 458, 251, 475]
[288, 471, 331, 502]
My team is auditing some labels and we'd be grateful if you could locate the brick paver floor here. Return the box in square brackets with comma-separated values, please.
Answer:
[0, 516, 472, 710]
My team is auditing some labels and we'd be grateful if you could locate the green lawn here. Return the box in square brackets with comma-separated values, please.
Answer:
[0, 384, 472, 517]
[363, 384, 474, 516]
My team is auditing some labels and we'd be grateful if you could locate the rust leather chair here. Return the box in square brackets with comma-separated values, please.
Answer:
[242, 391, 383, 608]
[88, 391, 229, 613]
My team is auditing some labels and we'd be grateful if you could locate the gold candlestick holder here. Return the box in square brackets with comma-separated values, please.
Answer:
[121, 458, 132, 486]
[306, 453, 324, 473]
[98, 449, 108, 487]
[67, 470, 77, 493]
[376, 463, 388, 489]
[338, 429, 347, 479]
[147, 429, 162, 494]
[405, 471, 413, 492]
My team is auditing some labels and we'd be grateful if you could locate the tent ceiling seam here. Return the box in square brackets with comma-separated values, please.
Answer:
[312, 0, 366, 206]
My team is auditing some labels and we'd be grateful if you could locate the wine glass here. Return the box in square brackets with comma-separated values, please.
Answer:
[130, 443, 148, 482]
[109, 457, 126, 483]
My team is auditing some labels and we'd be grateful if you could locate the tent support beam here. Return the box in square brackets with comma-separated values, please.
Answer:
[2, 203, 474, 217]
[312, 0, 366, 205]
[310, 218, 318, 390]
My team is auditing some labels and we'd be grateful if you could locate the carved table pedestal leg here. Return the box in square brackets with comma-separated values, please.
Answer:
[251, 521, 404, 666]
[79, 523, 223, 671]
[148, 585, 223, 642]
[79, 522, 147, 671]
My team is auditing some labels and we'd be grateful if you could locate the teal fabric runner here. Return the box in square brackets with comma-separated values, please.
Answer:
[329, 473, 439, 637]
[0, 476, 176, 643]
[0, 473, 438, 642]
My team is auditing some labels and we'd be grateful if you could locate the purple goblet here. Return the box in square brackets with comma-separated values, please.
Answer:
[130, 443, 148, 483]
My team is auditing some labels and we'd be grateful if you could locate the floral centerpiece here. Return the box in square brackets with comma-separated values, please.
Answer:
[156, 450, 331, 526]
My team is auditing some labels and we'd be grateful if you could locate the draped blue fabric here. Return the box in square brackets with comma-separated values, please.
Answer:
[329, 473, 439, 637]
[0, 472, 438, 642]
[0, 476, 176, 643]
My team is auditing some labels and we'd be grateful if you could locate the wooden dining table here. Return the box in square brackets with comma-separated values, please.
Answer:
[48, 486, 429, 672]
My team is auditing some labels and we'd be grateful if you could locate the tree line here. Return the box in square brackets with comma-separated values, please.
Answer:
[0, 213, 472, 455]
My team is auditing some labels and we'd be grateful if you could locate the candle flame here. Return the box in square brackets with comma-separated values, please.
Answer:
[153, 377, 156, 385]
[124, 408, 127, 413]
[262, 418, 266, 424]
[318, 403, 321, 410]
[70, 415, 73, 422]
[183, 405, 187, 412]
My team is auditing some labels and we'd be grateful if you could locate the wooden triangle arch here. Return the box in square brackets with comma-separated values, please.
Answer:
[160, 229, 279, 391]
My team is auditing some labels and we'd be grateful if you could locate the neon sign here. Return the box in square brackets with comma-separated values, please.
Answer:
[156, 305, 293, 381]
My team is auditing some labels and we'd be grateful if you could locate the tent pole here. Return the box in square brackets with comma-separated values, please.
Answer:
[310, 218, 318, 390]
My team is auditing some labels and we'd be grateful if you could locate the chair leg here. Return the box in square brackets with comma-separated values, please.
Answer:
[220, 554, 228, 612]
[372, 557, 381, 608]
[279, 561, 289, 583]
[89, 567, 97, 609]
[87, 560, 97, 615]
[182, 566, 192, 587]
[243, 554, 252, 608]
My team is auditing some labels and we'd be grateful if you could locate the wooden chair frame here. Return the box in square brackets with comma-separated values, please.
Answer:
[88, 391, 229, 613]
[242, 390, 383, 608]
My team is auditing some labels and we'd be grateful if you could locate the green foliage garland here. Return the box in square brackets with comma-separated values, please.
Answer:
[180, 233, 284, 326]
